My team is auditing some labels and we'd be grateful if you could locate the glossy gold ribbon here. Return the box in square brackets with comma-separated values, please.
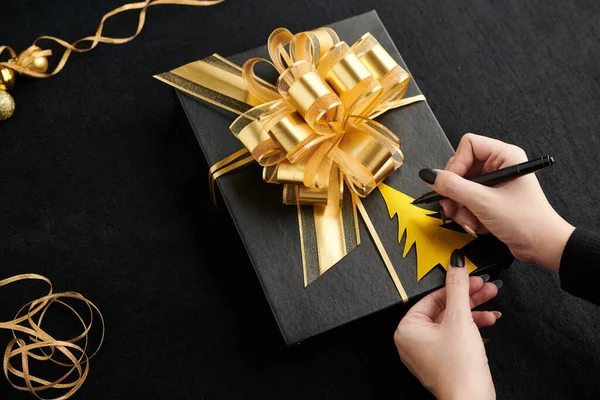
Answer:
[0, 274, 104, 400]
[156, 28, 426, 298]
[0, 0, 224, 78]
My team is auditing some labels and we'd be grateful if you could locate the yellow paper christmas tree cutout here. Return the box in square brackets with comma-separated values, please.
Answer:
[378, 183, 477, 280]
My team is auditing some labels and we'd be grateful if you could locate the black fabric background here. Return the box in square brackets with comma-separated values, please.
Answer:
[1, 0, 599, 399]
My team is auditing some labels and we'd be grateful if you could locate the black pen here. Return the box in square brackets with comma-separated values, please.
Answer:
[412, 156, 555, 205]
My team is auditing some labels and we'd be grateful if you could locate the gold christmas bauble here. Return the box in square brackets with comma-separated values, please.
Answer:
[0, 67, 16, 91]
[16, 46, 50, 74]
[0, 91, 15, 120]
[31, 55, 49, 73]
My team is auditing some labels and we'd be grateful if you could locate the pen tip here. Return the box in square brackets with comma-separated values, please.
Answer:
[549, 156, 555, 165]
[411, 199, 420, 205]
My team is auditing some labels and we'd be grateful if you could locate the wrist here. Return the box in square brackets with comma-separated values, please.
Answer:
[533, 214, 575, 272]
[437, 385, 495, 400]
[435, 379, 495, 400]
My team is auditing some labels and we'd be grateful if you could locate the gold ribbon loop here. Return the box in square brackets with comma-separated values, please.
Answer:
[279, 61, 345, 134]
[230, 101, 286, 166]
[286, 186, 329, 206]
[318, 42, 382, 117]
[291, 27, 340, 65]
[241, 58, 281, 102]
[351, 33, 411, 117]
[264, 160, 305, 185]
[267, 28, 296, 73]
[334, 118, 404, 197]
[352, 33, 398, 81]
[267, 112, 325, 164]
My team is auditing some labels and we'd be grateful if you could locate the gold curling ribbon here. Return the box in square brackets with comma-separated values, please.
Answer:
[0, 274, 104, 399]
[156, 27, 428, 299]
[0, 0, 224, 79]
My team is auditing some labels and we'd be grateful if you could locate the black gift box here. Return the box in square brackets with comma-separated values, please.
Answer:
[160, 11, 513, 345]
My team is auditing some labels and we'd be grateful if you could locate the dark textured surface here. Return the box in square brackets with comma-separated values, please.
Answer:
[175, 11, 513, 345]
[1, 0, 599, 398]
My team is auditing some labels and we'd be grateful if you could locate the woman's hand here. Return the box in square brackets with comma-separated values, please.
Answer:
[394, 249, 500, 400]
[419, 133, 575, 271]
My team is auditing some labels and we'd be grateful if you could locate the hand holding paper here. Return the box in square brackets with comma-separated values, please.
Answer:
[394, 249, 500, 400]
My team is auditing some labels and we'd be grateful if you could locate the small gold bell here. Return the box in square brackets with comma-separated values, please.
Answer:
[0, 67, 16, 91]
[0, 90, 15, 120]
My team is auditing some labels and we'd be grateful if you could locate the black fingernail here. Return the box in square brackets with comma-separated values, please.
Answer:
[450, 249, 465, 268]
[492, 279, 503, 289]
[440, 206, 446, 225]
[419, 168, 437, 184]
[480, 274, 490, 283]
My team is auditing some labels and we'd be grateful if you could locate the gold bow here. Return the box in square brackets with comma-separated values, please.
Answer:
[233, 28, 418, 195]
[156, 27, 425, 298]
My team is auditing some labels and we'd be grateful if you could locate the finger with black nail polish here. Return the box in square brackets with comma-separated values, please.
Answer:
[418, 168, 437, 184]
[450, 249, 465, 268]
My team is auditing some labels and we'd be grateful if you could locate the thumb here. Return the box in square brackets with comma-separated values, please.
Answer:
[445, 249, 471, 314]
[420, 169, 494, 210]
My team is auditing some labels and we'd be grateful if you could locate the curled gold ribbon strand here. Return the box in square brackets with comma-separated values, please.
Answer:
[0, 0, 224, 78]
[0, 274, 104, 400]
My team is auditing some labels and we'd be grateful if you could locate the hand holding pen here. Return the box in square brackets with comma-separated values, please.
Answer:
[414, 133, 574, 272]
[413, 156, 554, 205]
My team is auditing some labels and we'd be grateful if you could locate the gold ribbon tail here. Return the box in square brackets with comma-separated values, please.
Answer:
[355, 195, 408, 301]
[208, 149, 254, 204]
[369, 94, 427, 119]
[296, 172, 360, 286]
[154, 54, 266, 115]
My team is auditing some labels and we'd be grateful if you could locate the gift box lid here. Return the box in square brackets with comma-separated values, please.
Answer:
[159, 10, 513, 345]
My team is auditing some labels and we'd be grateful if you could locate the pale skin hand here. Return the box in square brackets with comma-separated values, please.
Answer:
[430, 133, 575, 271]
[395, 134, 574, 398]
[395, 254, 500, 400]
